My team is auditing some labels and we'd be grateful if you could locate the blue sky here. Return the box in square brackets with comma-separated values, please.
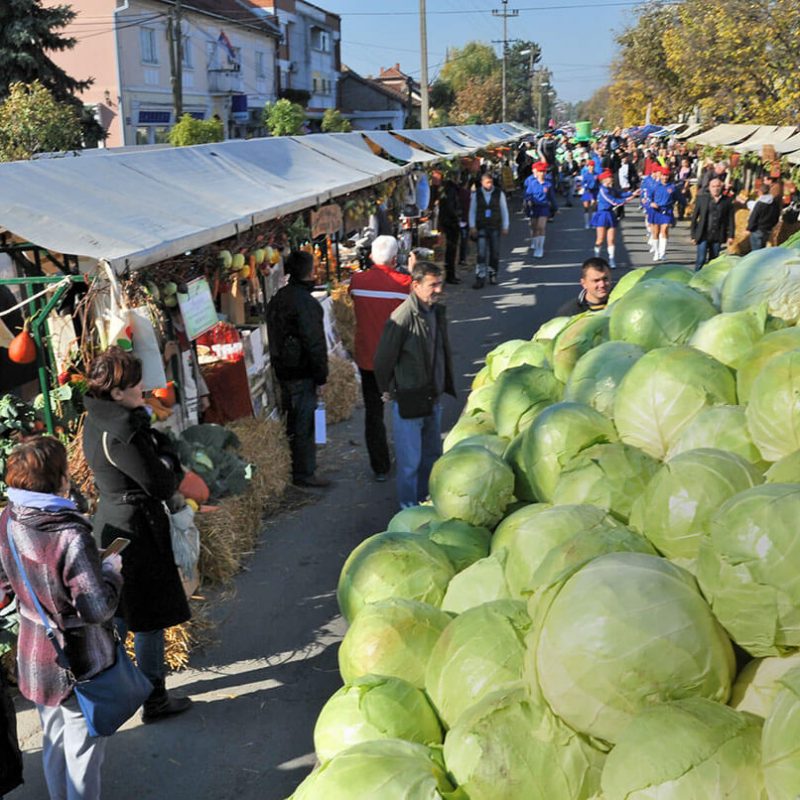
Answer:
[325, 0, 642, 104]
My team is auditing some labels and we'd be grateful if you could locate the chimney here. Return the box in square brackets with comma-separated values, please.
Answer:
[395, 63, 400, 71]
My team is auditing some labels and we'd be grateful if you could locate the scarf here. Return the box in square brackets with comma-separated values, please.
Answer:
[6, 488, 77, 513]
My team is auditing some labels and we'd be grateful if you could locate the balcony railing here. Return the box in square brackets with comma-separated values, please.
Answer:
[208, 68, 243, 95]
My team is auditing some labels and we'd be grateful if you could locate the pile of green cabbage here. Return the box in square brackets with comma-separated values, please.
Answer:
[290, 251, 800, 800]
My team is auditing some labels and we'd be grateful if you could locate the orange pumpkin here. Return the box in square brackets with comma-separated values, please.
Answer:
[8, 326, 36, 364]
[179, 470, 210, 504]
[152, 381, 176, 407]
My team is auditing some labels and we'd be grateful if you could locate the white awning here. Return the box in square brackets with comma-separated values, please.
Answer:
[290, 132, 404, 182]
[454, 125, 496, 145]
[360, 130, 441, 164]
[689, 124, 761, 146]
[675, 123, 704, 140]
[734, 126, 799, 153]
[393, 128, 476, 156]
[776, 133, 800, 155]
[0, 136, 403, 273]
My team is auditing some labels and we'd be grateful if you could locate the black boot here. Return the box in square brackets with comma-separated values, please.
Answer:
[141, 679, 193, 724]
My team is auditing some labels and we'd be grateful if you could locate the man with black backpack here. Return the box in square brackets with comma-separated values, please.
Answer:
[266, 251, 329, 488]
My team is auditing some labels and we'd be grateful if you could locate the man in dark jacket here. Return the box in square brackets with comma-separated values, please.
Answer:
[267, 251, 329, 487]
[374, 261, 456, 509]
[438, 177, 463, 284]
[690, 177, 735, 270]
[557, 257, 612, 317]
[747, 181, 781, 251]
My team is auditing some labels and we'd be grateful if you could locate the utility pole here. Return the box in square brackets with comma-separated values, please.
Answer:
[167, 0, 184, 121]
[492, 0, 518, 122]
[419, 0, 430, 129]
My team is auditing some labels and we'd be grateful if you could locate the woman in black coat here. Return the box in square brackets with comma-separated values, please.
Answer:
[83, 347, 192, 723]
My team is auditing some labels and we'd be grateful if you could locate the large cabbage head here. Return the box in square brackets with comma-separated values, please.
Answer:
[746, 350, 800, 461]
[442, 412, 495, 451]
[532, 315, 571, 342]
[600, 698, 765, 800]
[552, 442, 659, 523]
[494, 503, 625, 598]
[731, 652, 800, 718]
[534, 552, 735, 744]
[666, 405, 766, 468]
[490, 502, 553, 553]
[441, 551, 512, 614]
[448, 433, 509, 458]
[736, 326, 800, 403]
[489, 364, 563, 439]
[551, 312, 610, 382]
[313, 675, 443, 763]
[720, 246, 800, 322]
[614, 346, 736, 460]
[485, 338, 530, 378]
[765, 450, 800, 483]
[424, 518, 491, 572]
[688, 252, 740, 307]
[337, 532, 455, 622]
[607, 267, 649, 304]
[290, 739, 465, 800]
[504, 433, 537, 502]
[387, 505, 443, 533]
[762, 665, 800, 800]
[607, 264, 693, 306]
[521, 401, 618, 501]
[688, 304, 767, 369]
[443, 685, 605, 800]
[338, 598, 452, 687]
[425, 599, 531, 728]
[464, 382, 500, 417]
[697, 483, 800, 657]
[563, 340, 645, 419]
[429, 445, 514, 528]
[609, 279, 717, 350]
[505, 340, 550, 370]
[629, 448, 763, 569]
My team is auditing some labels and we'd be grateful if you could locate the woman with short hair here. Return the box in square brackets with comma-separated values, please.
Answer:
[0, 435, 123, 799]
[83, 346, 192, 723]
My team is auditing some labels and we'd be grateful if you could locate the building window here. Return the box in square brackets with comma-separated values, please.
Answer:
[255, 51, 266, 79]
[182, 34, 192, 69]
[312, 76, 319, 93]
[206, 41, 219, 70]
[140, 27, 158, 64]
[311, 28, 330, 52]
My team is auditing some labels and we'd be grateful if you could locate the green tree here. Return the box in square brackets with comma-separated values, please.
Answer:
[263, 99, 306, 136]
[0, 80, 82, 161]
[451, 73, 503, 125]
[321, 108, 352, 132]
[439, 42, 500, 93]
[506, 41, 542, 124]
[0, 0, 104, 145]
[169, 113, 224, 147]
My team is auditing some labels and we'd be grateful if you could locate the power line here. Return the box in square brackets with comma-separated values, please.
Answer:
[334, 1, 672, 15]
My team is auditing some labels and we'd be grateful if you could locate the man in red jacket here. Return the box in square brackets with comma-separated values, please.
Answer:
[350, 236, 412, 481]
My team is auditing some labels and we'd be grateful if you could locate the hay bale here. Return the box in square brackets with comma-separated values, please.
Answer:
[330, 285, 356, 356]
[67, 423, 98, 512]
[326, 355, 360, 424]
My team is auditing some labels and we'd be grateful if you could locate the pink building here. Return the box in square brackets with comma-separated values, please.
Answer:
[45, 0, 281, 146]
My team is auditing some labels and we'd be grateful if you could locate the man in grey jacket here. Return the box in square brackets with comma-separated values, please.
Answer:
[374, 261, 456, 508]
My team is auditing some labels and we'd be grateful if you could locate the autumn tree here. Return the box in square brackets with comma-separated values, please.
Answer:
[439, 42, 499, 93]
[0, 81, 82, 161]
[450, 73, 503, 125]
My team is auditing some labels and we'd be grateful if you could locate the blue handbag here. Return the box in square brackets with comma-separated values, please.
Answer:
[7, 533, 153, 737]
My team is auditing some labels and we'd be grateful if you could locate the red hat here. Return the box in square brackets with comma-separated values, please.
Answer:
[532, 161, 549, 172]
[598, 170, 613, 181]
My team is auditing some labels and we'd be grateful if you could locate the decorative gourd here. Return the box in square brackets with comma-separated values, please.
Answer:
[8, 323, 36, 364]
[152, 381, 176, 407]
[179, 470, 210, 504]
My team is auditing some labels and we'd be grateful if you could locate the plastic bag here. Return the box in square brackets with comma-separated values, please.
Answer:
[168, 504, 201, 598]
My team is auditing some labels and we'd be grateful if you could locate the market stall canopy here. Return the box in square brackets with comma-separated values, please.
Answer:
[688, 124, 761, 146]
[290, 132, 404, 182]
[360, 130, 441, 164]
[733, 126, 799, 153]
[454, 125, 496, 145]
[0, 136, 405, 273]
[775, 132, 800, 155]
[675, 123, 704, 140]
[392, 128, 478, 156]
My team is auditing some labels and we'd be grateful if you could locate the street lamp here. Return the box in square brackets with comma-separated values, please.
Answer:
[519, 49, 535, 126]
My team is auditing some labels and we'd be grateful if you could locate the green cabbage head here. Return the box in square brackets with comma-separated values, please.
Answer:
[423, 518, 491, 572]
[688, 304, 767, 369]
[290, 739, 466, 800]
[440, 550, 512, 614]
[551, 312, 610, 382]
[489, 364, 563, 438]
[443, 685, 605, 800]
[735, 326, 800, 403]
[731, 652, 800, 718]
[600, 698, 766, 800]
[313, 675, 443, 763]
[425, 600, 531, 728]
[762, 665, 800, 800]
[387, 505, 442, 533]
[697, 483, 800, 657]
[429, 445, 514, 527]
[534, 552, 735, 744]
[614, 346, 736, 460]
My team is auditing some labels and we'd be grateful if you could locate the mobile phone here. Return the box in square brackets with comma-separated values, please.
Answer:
[102, 537, 131, 558]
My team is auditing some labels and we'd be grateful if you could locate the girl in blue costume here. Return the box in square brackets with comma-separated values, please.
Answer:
[523, 161, 558, 258]
[591, 170, 640, 269]
[649, 166, 677, 261]
[580, 160, 599, 229]
[640, 170, 658, 253]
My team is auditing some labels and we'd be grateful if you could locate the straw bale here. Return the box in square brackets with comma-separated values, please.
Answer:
[67, 422, 98, 512]
[326, 355, 360, 424]
[330, 285, 356, 356]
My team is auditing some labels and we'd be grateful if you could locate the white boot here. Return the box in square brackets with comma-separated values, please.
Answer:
[658, 236, 668, 261]
[647, 236, 655, 252]
[529, 237, 536, 253]
[593, 245, 601, 257]
[584, 212, 590, 229]
[608, 245, 616, 269]
[537, 236, 545, 258]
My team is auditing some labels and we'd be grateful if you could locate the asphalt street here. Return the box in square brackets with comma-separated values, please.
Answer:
[9, 194, 696, 800]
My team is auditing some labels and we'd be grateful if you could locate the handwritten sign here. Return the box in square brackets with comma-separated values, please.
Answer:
[177, 277, 219, 340]
[310, 203, 343, 238]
